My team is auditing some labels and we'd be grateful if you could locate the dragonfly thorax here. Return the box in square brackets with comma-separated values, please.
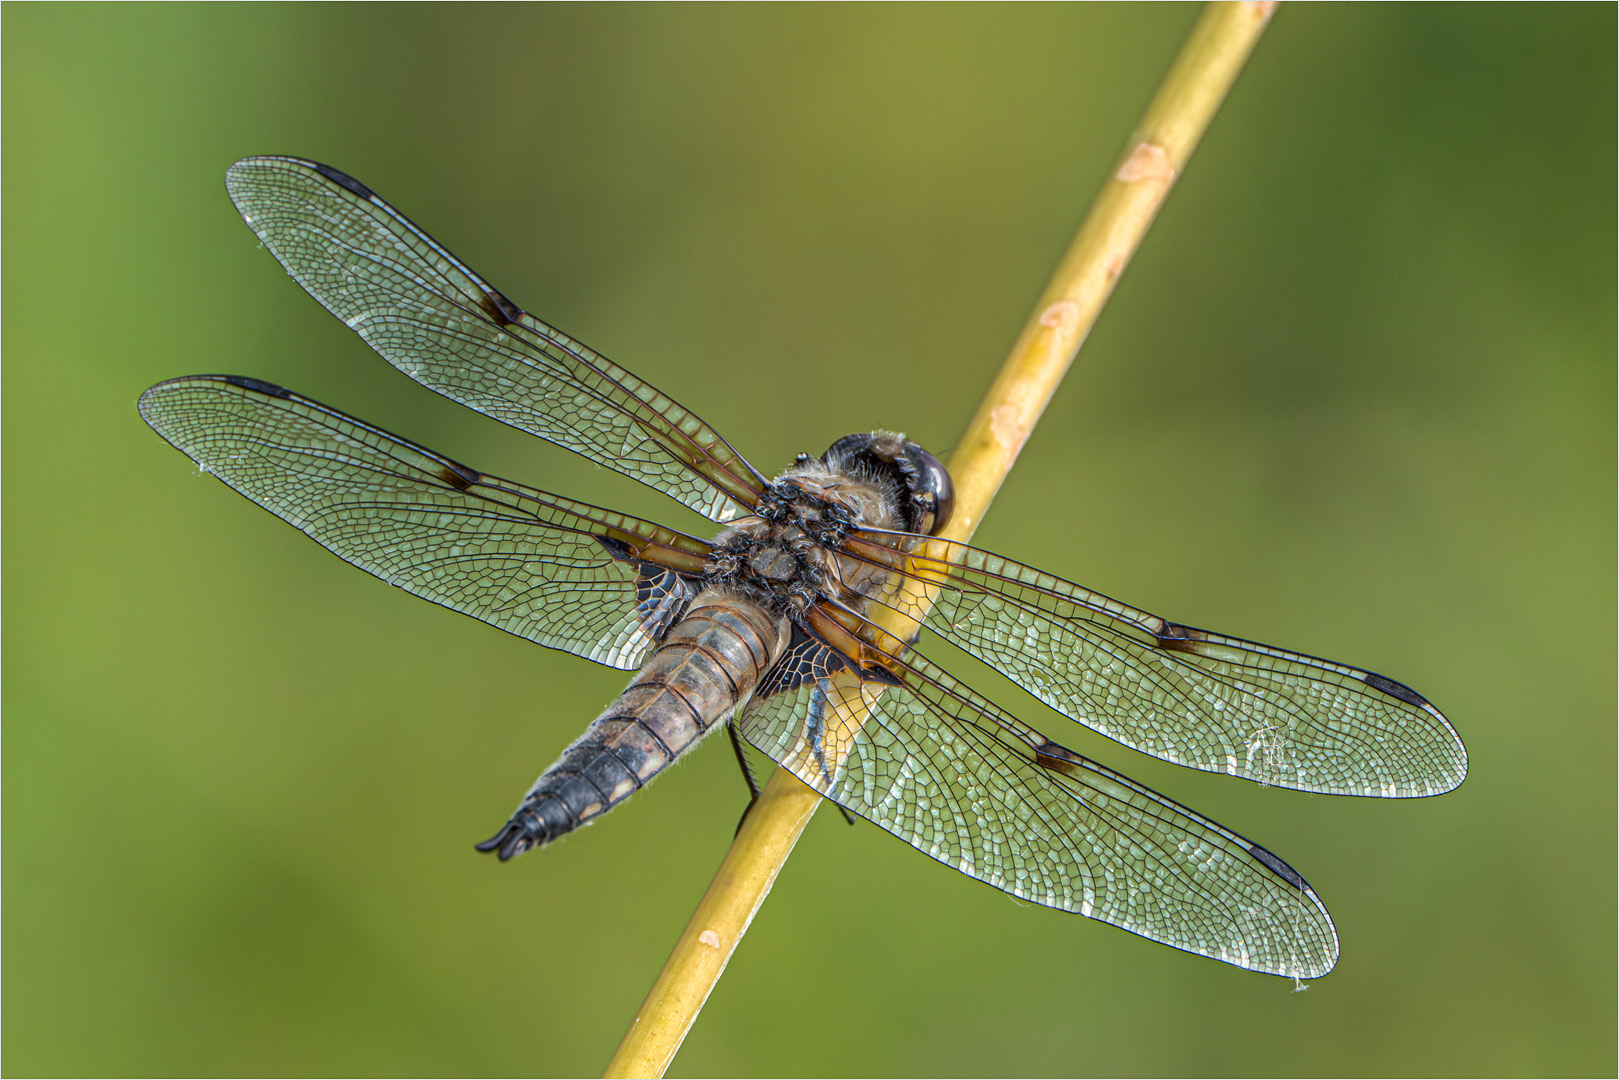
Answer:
[708, 487, 859, 614]
[706, 443, 927, 616]
[139, 158, 1466, 982]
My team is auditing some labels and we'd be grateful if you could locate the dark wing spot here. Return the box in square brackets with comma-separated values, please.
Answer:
[1363, 671, 1430, 707]
[312, 162, 376, 200]
[1152, 621, 1210, 654]
[861, 664, 904, 687]
[222, 375, 293, 399]
[595, 535, 636, 561]
[478, 287, 523, 327]
[1248, 843, 1311, 891]
[1033, 738, 1087, 777]
[1035, 752, 1077, 776]
[436, 463, 480, 491]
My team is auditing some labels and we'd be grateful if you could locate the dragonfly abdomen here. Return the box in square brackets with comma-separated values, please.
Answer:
[478, 592, 789, 860]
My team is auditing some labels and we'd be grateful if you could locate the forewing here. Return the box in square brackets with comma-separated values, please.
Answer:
[139, 375, 709, 670]
[737, 647, 1338, 978]
[845, 534, 1467, 798]
[223, 156, 766, 522]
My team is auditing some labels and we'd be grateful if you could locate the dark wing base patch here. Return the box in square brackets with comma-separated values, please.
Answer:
[595, 535, 700, 645]
[756, 623, 905, 699]
[756, 625, 847, 698]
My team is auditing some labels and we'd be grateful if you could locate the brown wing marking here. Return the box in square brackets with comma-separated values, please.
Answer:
[595, 535, 703, 645]
[803, 605, 906, 685]
[734, 636, 1339, 978]
[139, 374, 713, 671]
[835, 530, 1467, 798]
[224, 156, 768, 522]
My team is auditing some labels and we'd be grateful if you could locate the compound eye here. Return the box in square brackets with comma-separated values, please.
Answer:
[821, 433, 873, 467]
[905, 446, 955, 536]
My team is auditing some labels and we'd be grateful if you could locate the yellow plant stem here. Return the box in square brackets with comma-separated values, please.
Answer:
[604, 4, 1276, 1076]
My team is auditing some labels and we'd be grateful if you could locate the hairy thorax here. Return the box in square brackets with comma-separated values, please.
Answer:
[704, 459, 909, 619]
[481, 431, 953, 857]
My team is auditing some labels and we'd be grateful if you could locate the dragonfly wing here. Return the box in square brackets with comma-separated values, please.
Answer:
[139, 375, 711, 670]
[737, 642, 1339, 978]
[223, 156, 766, 522]
[846, 534, 1467, 798]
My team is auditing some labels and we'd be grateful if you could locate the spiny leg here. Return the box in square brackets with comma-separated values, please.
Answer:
[726, 722, 857, 832]
[728, 722, 762, 836]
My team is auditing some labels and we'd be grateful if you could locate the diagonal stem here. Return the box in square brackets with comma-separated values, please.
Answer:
[603, 4, 1277, 1076]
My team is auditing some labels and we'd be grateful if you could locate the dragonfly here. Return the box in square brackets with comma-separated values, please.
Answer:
[139, 157, 1468, 980]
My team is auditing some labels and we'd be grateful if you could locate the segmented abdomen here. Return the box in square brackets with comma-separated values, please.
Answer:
[478, 591, 787, 860]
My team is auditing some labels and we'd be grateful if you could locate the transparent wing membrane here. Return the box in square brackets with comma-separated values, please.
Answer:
[139, 375, 708, 670]
[739, 647, 1339, 978]
[844, 533, 1468, 797]
[136, 157, 1468, 980]
[223, 156, 766, 522]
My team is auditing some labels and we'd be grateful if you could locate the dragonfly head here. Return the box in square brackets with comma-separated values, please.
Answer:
[821, 432, 954, 537]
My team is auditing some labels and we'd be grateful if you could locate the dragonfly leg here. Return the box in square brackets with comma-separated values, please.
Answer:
[727, 722, 857, 832]
[728, 723, 761, 836]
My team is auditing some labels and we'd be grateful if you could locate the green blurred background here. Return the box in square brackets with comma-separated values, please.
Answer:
[5, 4, 1613, 1076]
